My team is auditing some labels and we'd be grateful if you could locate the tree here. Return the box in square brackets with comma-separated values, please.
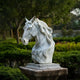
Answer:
[69, 0, 80, 30]
[0, 0, 77, 43]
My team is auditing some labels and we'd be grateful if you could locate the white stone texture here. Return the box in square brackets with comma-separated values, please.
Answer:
[21, 17, 55, 64]
[25, 63, 61, 70]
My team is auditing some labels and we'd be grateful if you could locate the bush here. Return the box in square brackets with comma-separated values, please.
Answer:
[53, 36, 80, 43]
[75, 36, 80, 43]
[0, 38, 35, 50]
[0, 42, 31, 66]
[17, 42, 35, 50]
[0, 39, 80, 67]
[53, 51, 80, 76]
[0, 42, 35, 51]
[54, 37, 75, 43]
[55, 42, 80, 51]
[0, 39, 80, 78]
[0, 40, 35, 67]
[0, 66, 28, 80]
[25, 42, 35, 49]
[0, 38, 16, 43]
[0, 49, 31, 67]
[0, 38, 80, 77]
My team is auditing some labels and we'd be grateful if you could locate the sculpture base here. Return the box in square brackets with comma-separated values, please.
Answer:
[25, 63, 61, 70]
[20, 63, 68, 80]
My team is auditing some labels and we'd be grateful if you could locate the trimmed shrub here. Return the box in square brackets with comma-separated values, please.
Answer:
[17, 42, 35, 49]
[25, 42, 35, 49]
[53, 36, 80, 43]
[0, 49, 31, 67]
[55, 42, 80, 52]
[54, 37, 75, 43]
[75, 36, 80, 43]
[53, 51, 80, 76]
[0, 40, 35, 67]
[0, 66, 28, 80]
[0, 39, 80, 67]
[0, 43, 31, 66]
[0, 38, 80, 77]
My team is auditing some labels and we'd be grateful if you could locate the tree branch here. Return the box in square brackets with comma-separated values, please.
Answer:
[17, 18, 25, 30]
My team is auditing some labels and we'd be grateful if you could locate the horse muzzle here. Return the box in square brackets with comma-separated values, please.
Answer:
[21, 38, 29, 45]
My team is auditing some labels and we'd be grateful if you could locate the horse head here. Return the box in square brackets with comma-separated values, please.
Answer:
[21, 17, 55, 63]
[21, 16, 38, 45]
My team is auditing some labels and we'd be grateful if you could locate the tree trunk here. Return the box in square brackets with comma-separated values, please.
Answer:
[9, 22, 14, 38]
[16, 29, 19, 44]
[2, 31, 6, 40]
[15, 18, 24, 44]
[10, 29, 14, 38]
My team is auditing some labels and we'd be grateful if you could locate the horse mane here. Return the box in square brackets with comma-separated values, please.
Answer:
[36, 19, 53, 43]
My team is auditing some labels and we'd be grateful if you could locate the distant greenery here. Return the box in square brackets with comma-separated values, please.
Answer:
[0, 0, 77, 43]
[54, 36, 80, 43]
[55, 42, 80, 52]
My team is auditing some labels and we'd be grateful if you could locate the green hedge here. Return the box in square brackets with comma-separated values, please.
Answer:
[54, 36, 80, 43]
[0, 49, 31, 67]
[0, 40, 80, 67]
[0, 38, 80, 77]
[53, 51, 80, 76]
[0, 66, 28, 80]
[0, 51, 80, 80]
[1, 51, 80, 78]
[0, 42, 32, 67]
[0, 41, 34, 67]
[0, 50, 80, 80]
[0, 41, 35, 51]
[55, 42, 80, 51]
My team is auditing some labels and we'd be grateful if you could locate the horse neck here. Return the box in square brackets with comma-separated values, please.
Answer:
[35, 32, 49, 47]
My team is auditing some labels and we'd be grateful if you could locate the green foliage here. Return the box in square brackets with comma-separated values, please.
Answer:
[54, 36, 80, 43]
[61, 28, 73, 37]
[0, 38, 80, 67]
[1, 38, 17, 43]
[61, 28, 67, 36]
[53, 51, 80, 76]
[0, 0, 77, 42]
[0, 66, 28, 80]
[0, 40, 33, 67]
[67, 29, 73, 36]
[75, 36, 80, 43]
[49, 0, 77, 25]
[0, 38, 80, 78]
[54, 37, 74, 42]
[0, 48, 31, 67]
[0, 0, 77, 28]
[26, 42, 35, 49]
[55, 42, 80, 52]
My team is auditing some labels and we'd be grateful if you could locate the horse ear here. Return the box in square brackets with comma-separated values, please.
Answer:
[25, 17, 29, 22]
[30, 16, 36, 23]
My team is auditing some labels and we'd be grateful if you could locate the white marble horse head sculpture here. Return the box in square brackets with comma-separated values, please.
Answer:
[22, 16, 55, 64]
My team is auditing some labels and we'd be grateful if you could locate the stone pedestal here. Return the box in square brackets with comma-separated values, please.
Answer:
[20, 63, 68, 80]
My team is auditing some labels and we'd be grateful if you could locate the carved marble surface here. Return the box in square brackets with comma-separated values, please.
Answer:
[21, 17, 55, 64]
[25, 63, 61, 70]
